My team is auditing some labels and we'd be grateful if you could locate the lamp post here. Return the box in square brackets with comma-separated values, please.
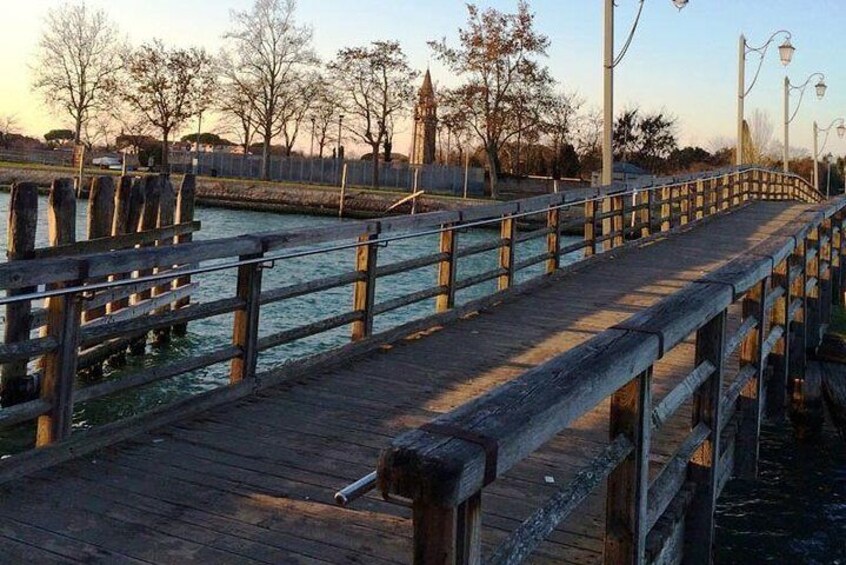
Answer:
[784, 73, 827, 173]
[337, 114, 344, 160]
[812, 117, 845, 194]
[602, 0, 689, 186]
[736, 30, 795, 166]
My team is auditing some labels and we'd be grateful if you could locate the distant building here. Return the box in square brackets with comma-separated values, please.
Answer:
[591, 162, 653, 187]
[409, 70, 437, 165]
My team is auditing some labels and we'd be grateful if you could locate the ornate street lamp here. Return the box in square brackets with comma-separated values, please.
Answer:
[784, 73, 826, 173]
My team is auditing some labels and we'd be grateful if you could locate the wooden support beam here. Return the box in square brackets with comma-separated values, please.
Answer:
[436, 225, 458, 313]
[788, 239, 808, 408]
[352, 233, 379, 341]
[129, 175, 161, 355]
[766, 259, 790, 420]
[612, 195, 625, 248]
[804, 227, 822, 350]
[605, 368, 651, 565]
[661, 187, 671, 232]
[230, 252, 263, 385]
[84, 176, 116, 323]
[736, 278, 768, 479]
[36, 291, 82, 446]
[498, 216, 516, 291]
[1, 182, 38, 408]
[584, 200, 597, 257]
[683, 310, 725, 565]
[152, 176, 176, 344]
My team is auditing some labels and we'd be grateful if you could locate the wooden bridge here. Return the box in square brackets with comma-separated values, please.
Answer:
[0, 167, 840, 564]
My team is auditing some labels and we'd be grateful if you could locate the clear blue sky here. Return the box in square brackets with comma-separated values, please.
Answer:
[2, 0, 845, 155]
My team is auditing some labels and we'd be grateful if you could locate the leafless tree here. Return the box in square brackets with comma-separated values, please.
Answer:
[31, 1, 122, 144]
[279, 73, 321, 156]
[747, 108, 776, 164]
[224, 0, 317, 178]
[217, 79, 257, 161]
[429, 1, 554, 197]
[116, 40, 217, 169]
[0, 115, 17, 148]
[307, 76, 341, 158]
[328, 40, 417, 187]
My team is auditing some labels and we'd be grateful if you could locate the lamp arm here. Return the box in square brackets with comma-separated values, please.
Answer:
[787, 72, 826, 125]
[611, 0, 646, 68]
[817, 118, 845, 157]
[743, 30, 792, 98]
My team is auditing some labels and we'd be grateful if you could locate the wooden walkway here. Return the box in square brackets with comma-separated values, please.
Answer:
[0, 201, 814, 564]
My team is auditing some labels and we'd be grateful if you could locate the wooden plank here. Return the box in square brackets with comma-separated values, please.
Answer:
[173, 174, 198, 335]
[230, 251, 264, 385]
[651, 361, 715, 430]
[498, 216, 516, 291]
[84, 176, 116, 323]
[261, 271, 363, 306]
[604, 369, 651, 565]
[2, 182, 38, 407]
[436, 226, 458, 313]
[152, 177, 176, 343]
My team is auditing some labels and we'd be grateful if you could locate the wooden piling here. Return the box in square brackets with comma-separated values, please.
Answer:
[351, 233, 379, 341]
[129, 175, 162, 355]
[107, 176, 136, 316]
[1, 183, 38, 407]
[436, 225, 458, 313]
[152, 177, 176, 344]
[498, 215, 516, 291]
[84, 176, 116, 323]
[173, 174, 196, 336]
[736, 279, 768, 479]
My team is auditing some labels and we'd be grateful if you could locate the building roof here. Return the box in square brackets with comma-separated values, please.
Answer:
[420, 69, 435, 99]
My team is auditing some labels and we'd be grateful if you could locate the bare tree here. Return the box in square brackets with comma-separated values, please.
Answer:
[32, 1, 122, 144]
[747, 108, 776, 164]
[0, 115, 17, 149]
[279, 73, 321, 156]
[328, 40, 417, 187]
[224, 0, 317, 178]
[218, 79, 257, 160]
[429, 1, 554, 197]
[307, 76, 341, 158]
[116, 40, 217, 169]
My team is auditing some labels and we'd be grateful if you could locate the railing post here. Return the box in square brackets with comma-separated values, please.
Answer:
[736, 278, 768, 479]
[680, 183, 690, 225]
[230, 250, 264, 385]
[173, 174, 197, 336]
[36, 290, 82, 446]
[788, 238, 807, 400]
[437, 224, 459, 312]
[805, 227, 822, 350]
[605, 368, 651, 565]
[767, 258, 791, 420]
[498, 215, 516, 290]
[695, 179, 704, 221]
[819, 219, 833, 327]
[684, 309, 726, 564]
[612, 194, 625, 247]
[834, 215, 844, 306]
[660, 186, 671, 232]
[584, 199, 597, 257]
[352, 231, 379, 340]
[546, 206, 561, 274]
[413, 493, 482, 565]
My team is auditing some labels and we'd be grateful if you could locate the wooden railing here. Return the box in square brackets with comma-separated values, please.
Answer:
[0, 166, 823, 479]
[377, 192, 844, 563]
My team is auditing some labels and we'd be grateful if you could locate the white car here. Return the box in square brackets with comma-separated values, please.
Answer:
[92, 155, 123, 169]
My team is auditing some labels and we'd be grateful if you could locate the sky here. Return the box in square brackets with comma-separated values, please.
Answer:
[2, 0, 846, 157]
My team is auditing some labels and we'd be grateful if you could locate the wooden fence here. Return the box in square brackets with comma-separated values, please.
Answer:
[377, 188, 843, 563]
[0, 174, 199, 413]
[0, 166, 823, 483]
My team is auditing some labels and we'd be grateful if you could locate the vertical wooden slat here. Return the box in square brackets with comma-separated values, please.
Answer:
[766, 258, 790, 420]
[788, 238, 807, 404]
[84, 176, 116, 323]
[804, 228, 822, 349]
[819, 219, 833, 327]
[684, 309, 726, 564]
[352, 232, 379, 340]
[831, 217, 842, 306]
[584, 200, 597, 257]
[436, 225, 458, 312]
[660, 187, 671, 232]
[172, 174, 196, 336]
[680, 184, 690, 225]
[36, 291, 82, 446]
[612, 195, 624, 247]
[107, 176, 137, 315]
[736, 278, 768, 479]
[129, 175, 162, 355]
[455, 492, 483, 565]
[546, 206, 561, 273]
[413, 501, 458, 564]
[605, 368, 651, 565]
[1, 182, 38, 407]
[640, 190, 652, 238]
[695, 179, 704, 221]
[498, 216, 516, 291]
[230, 252, 263, 385]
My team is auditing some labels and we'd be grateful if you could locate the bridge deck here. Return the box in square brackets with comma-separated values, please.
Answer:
[0, 201, 812, 564]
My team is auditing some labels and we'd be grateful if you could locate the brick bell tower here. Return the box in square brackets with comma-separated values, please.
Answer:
[410, 70, 437, 165]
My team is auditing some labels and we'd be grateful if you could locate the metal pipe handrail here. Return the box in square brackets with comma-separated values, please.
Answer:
[0, 166, 815, 308]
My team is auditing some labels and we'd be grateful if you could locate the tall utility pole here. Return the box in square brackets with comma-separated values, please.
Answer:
[602, 0, 614, 186]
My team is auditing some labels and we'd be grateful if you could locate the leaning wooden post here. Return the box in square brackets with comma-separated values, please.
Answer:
[584, 198, 597, 257]
[172, 174, 197, 336]
[498, 214, 516, 290]
[152, 176, 176, 344]
[684, 309, 726, 564]
[413, 489, 482, 565]
[107, 176, 135, 317]
[1, 183, 38, 407]
[230, 243, 264, 385]
[736, 278, 768, 479]
[680, 183, 690, 225]
[129, 175, 162, 355]
[351, 229, 379, 341]
[36, 289, 82, 446]
[766, 257, 791, 420]
[436, 223, 459, 313]
[605, 368, 651, 564]
[84, 176, 116, 324]
[546, 204, 562, 273]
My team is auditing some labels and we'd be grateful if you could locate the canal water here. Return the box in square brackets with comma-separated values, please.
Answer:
[0, 192, 843, 561]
